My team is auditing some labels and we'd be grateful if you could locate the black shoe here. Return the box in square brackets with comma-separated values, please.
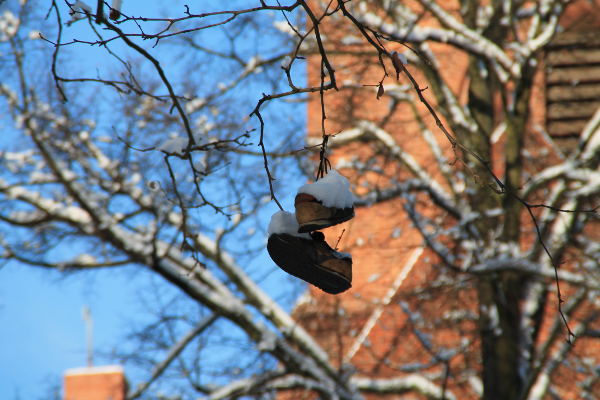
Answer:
[267, 231, 352, 294]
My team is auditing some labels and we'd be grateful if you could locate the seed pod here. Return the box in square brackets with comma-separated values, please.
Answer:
[109, 9, 121, 20]
[390, 51, 404, 79]
[377, 84, 384, 100]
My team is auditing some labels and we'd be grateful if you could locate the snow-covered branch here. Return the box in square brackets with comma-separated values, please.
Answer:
[527, 320, 590, 400]
[357, 11, 520, 79]
[468, 258, 600, 291]
[189, 228, 340, 381]
[351, 375, 457, 400]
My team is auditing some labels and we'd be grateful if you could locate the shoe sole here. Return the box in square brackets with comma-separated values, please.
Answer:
[267, 235, 352, 295]
[297, 213, 355, 234]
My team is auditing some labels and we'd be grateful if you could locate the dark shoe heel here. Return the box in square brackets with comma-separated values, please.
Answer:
[267, 234, 352, 295]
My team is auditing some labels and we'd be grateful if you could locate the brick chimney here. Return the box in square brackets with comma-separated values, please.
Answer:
[64, 365, 128, 400]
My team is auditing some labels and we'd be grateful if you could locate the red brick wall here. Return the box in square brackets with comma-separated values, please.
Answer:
[294, 0, 600, 398]
[64, 366, 127, 400]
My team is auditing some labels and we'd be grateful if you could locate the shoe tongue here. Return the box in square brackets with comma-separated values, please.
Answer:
[310, 231, 325, 241]
[310, 231, 338, 253]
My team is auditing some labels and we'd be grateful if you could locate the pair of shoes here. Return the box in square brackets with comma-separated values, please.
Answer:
[267, 170, 355, 295]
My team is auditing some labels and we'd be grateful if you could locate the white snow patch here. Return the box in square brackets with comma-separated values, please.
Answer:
[297, 170, 353, 208]
[341, 35, 362, 45]
[5, 150, 35, 167]
[70, 1, 92, 19]
[256, 334, 277, 352]
[332, 250, 352, 259]
[72, 254, 97, 265]
[245, 56, 262, 72]
[111, 0, 123, 13]
[468, 376, 483, 397]
[157, 137, 188, 155]
[281, 56, 291, 69]
[193, 157, 205, 173]
[65, 365, 123, 376]
[529, 372, 549, 400]
[267, 211, 311, 239]
[129, 172, 142, 185]
[97, 136, 112, 143]
[454, 180, 466, 193]
[0, 10, 20, 40]
[169, 211, 183, 227]
[95, 153, 111, 170]
[294, 289, 315, 308]
[113, 212, 124, 221]
[65, 207, 92, 223]
[29, 172, 55, 183]
[273, 20, 296, 36]
[185, 97, 206, 113]
[490, 122, 506, 143]
[260, 195, 272, 205]
[74, 1, 92, 13]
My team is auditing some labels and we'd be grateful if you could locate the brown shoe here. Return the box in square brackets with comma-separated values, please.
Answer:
[267, 231, 352, 294]
[295, 193, 355, 233]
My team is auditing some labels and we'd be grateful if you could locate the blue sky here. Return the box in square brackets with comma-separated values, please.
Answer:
[0, 1, 308, 399]
[0, 265, 151, 400]
[0, 210, 303, 400]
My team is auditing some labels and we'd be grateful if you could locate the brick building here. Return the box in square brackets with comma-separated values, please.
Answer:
[64, 366, 128, 400]
[291, 0, 600, 398]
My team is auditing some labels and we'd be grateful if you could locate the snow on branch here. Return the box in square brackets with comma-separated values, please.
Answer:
[403, 196, 458, 270]
[579, 106, 600, 164]
[149, 249, 349, 400]
[353, 178, 462, 218]
[189, 228, 339, 380]
[207, 372, 459, 400]
[351, 375, 457, 400]
[213, 372, 363, 400]
[468, 259, 600, 291]
[527, 321, 589, 400]
[357, 11, 520, 79]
